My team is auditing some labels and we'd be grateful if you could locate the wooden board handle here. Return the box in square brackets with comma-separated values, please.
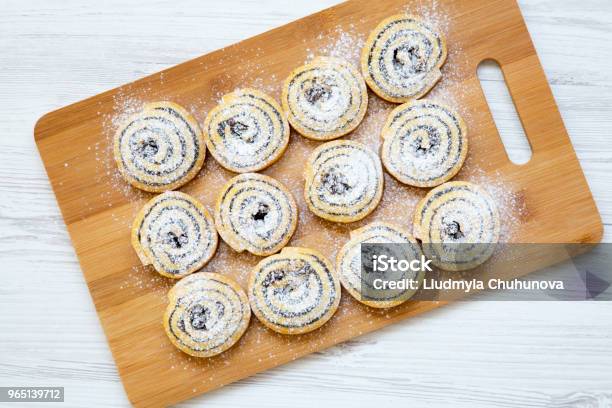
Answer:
[484, 19, 574, 156]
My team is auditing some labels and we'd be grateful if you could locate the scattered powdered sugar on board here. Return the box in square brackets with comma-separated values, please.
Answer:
[407, 0, 468, 85]
[428, 80, 476, 131]
[350, 94, 393, 150]
[120, 265, 174, 297]
[305, 23, 366, 66]
[464, 167, 526, 242]
[408, 0, 451, 37]
[98, 91, 147, 207]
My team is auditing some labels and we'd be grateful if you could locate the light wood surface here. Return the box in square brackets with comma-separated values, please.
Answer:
[2, 0, 612, 407]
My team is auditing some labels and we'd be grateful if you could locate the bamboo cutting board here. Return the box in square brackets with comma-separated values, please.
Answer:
[35, 0, 602, 406]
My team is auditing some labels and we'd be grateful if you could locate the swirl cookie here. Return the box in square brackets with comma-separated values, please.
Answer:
[114, 101, 205, 192]
[413, 181, 500, 271]
[361, 15, 447, 103]
[215, 173, 298, 256]
[131, 191, 218, 278]
[381, 101, 467, 187]
[164, 272, 250, 357]
[337, 223, 424, 308]
[204, 89, 290, 173]
[304, 140, 384, 223]
[248, 247, 340, 335]
[282, 57, 368, 140]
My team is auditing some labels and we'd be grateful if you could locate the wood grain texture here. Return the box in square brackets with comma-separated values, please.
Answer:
[2, 0, 612, 407]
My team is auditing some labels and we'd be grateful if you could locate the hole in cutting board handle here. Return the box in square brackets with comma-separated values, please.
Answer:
[477, 60, 532, 165]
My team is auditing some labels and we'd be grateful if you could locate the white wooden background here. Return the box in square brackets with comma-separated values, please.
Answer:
[1, 0, 612, 407]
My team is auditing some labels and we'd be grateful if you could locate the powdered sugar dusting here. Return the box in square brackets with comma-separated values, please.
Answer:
[350, 94, 394, 150]
[120, 265, 173, 296]
[99, 90, 147, 206]
[409, 0, 451, 38]
[464, 167, 525, 242]
[305, 23, 366, 66]
[409, 0, 468, 86]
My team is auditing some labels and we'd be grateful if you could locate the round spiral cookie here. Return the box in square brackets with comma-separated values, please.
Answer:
[413, 181, 500, 271]
[281, 57, 368, 141]
[164, 272, 251, 357]
[215, 173, 298, 256]
[131, 191, 218, 279]
[248, 247, 340, 335]
[381, 101, 468, 187]
[361, 15, 447, 103]
[114, 101, 205, 192]
[304, 140, 384, 223]
[203, 89, 290, 173]
[337, 223, 424, 308]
